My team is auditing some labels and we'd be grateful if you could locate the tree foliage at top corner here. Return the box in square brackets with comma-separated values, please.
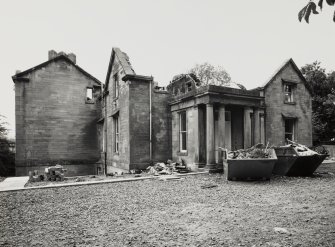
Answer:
[188, 62, 232, 86]
[301, 62, 335, 141]
[0, 115, 8, 140]
[299, 0, 335, 23]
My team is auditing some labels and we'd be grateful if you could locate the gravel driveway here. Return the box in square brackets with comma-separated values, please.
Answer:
[1, 164, 335, 246]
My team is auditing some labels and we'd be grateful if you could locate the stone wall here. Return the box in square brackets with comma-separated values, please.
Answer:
[152, 90, 172, 163]
[105, 55, 131, 173]
[15, 59, 101, 176]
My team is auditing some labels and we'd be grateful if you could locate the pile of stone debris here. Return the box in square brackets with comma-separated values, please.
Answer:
[29, 164, 67, 182]
[227, 143, 273, 159]
[284, 139, 318, 156]
[146, 160, 190, 176]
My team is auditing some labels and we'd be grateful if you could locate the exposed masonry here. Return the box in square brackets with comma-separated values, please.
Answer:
[13, 49, 312, 176]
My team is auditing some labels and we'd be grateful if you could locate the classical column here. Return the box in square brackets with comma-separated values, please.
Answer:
[254, 108, 261, 144]
[260, 111, 265, 144]
[206, 104, 215, 170]
[218, 105, 225, 164]
[244, 107, 252, 148]
[193, 105, 200, 165]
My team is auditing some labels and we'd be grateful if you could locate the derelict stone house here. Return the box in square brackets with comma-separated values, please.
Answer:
[13, 48, 312, 176]
[257, 59, 313, 146]
[12, 51, 102, 176]
[99, 48, 171, 174]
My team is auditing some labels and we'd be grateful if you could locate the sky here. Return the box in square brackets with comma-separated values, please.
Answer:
[0, 0, 335, 139]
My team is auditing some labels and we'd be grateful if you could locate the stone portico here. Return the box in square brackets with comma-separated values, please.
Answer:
[168, 77, 265, 171]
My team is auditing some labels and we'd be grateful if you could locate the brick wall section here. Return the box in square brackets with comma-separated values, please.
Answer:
[15, 59, 101, 176]
[264, 62, 312, 146]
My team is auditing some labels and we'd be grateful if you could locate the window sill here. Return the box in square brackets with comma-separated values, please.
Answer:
[177, 151, 188, 156]
[85, 100, 95, 104]
[284, 101, 296, 105]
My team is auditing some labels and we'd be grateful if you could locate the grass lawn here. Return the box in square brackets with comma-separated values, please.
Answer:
[0, 163, 335, 246]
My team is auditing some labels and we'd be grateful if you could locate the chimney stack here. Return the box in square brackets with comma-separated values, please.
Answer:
[67, 53, 76, 64]
[48, 50, 57, 60]
[48, 50, 76, 64]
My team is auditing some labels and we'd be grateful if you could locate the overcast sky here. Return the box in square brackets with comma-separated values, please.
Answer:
[1, 0, 334, 139]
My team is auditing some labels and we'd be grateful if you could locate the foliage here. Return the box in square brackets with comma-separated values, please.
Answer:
[0, 115, 15, 176]
[301, 62, 335, 141]
[189, 62, 232, 86]
[299, 0, 335, 23]
[0, 115, 8, 140]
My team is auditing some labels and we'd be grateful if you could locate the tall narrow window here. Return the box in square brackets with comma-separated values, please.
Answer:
[284, 84, 293, 103]
[113, 73, 119, 98]
[86, 88, 93, 101]
[113, 115, 119, 153]
[285, 119, 295, 142]
[179, 111, 187, 152]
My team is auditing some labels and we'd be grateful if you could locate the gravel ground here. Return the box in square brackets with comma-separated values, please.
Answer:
[1, 163, 335, 247]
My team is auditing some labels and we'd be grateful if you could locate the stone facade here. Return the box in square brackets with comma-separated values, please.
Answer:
[101, 48, 171, 173]
[260, 59, 312, 146]
[13, 51, 102, 176]
[13, 49, 312, 175]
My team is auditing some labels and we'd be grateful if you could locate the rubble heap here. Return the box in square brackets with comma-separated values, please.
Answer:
[146, 159, 190, 175]
[29, 164, 67, 182]
[45, 165, 67, 181]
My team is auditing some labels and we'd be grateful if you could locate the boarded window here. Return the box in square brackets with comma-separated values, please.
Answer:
[113, 114, 119, 153]
[86, 88, 93, 101]
[179, 111, 187, 151]
[284, 84, 293, 103]
[285, 119, 295, 142]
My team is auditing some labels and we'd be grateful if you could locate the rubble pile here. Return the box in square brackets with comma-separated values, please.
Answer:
[45, 165, 67, 181]
[285, 139, 318, 156]
[227, 143, 273, 159]
[28, 170, 45, 182]
[146, 159, 190, 175]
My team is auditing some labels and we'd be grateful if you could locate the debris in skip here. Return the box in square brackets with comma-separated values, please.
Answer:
[226, 143, 273, 159]
[283, 139, 318, 156]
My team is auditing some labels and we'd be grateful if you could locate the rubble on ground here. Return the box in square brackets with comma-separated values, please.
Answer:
[45, 165, 67, 181]
[29, 164, 67, 182]
[146, 159, 190, 175]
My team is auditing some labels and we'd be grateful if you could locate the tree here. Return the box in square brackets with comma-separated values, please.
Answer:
[301, 62, 335, 142]
[0, 115, 8, 140]
[299, 0, 335, 23]
[0, 115, 15, 176]
[188, 62, 232, 86]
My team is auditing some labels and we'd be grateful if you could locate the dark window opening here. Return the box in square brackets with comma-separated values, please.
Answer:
[285, 119, 295, 142]
[186, 82, 192, 92]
